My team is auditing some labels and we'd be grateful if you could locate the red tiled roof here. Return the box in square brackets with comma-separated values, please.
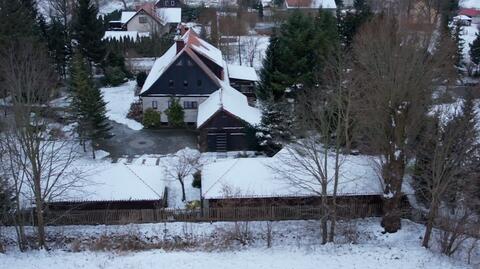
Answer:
[459, 8, 480, 17]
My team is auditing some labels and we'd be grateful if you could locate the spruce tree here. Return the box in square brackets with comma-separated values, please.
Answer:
[257, 11, 338, 101]
[470, 33, 480, 66]
[72, 0, 106, 65]
[256, 101, 295, 156]
[46, 17, 71, 78]
[452, 22, 464, 70]
[70, 52, 112, 158]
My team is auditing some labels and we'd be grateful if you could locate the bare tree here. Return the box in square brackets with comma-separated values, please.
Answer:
[273, 49, 350, 244]
[352, 13, 456, 233]
[0, 41, 83, 249]
[164, 149, 201, 202]
[414, 101, 478, 248]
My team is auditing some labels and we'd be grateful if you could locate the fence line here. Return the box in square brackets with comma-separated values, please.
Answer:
[33, 202, 383, 226]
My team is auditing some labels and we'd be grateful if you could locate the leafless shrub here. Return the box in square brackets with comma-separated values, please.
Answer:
[265, 221, 273, 248]
[337, 221, 359, 244]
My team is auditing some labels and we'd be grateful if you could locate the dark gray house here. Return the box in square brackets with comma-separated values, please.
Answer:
[140, 25, 261, 151]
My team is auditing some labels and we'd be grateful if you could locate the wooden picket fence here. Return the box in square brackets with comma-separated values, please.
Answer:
[38, 202, 383, 226]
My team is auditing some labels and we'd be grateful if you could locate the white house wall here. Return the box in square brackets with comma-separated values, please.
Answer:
[141, 96, 209, 123]
[126, 13, 166, 34]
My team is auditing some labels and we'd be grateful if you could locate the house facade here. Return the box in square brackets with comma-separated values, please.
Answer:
[140, 25, 261, 152]
[284, 0, 337, 12]
[107, 1, 182, 38]
[459, 8, 480, 24]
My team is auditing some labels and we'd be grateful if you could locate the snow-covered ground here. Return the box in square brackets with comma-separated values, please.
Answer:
[101, 81, 144, 131]
[1, 219, 477, 268]
[224, 35, 270, 71]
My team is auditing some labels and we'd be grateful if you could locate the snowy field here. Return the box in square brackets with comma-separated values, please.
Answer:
[1, 219, 477, 269]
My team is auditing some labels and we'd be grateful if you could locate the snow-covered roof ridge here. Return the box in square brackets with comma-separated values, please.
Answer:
[181, 29, 224, 68]
[197, 81, 262, 127]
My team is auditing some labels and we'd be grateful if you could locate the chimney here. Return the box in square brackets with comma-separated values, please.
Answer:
[174, 28, 184, 54]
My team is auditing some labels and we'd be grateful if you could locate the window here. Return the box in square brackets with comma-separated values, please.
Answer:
[183, 101, 198, 109]
[183, 80, 188, 87]
[197, 80, 202, 87]
[139, 16, 147, 24]
[171, 0, 175, 6]
[152, 101, 158, 109]
[169, 80, 174, 87]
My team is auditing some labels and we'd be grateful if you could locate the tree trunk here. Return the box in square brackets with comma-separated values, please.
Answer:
[321, 190, 328, 244]
[381, 195, 402, 233]
[179, 177, 186, 202]
[33, 175, 46, 249]
[91, 142, 96, 159]
[422, 200, 438, 248]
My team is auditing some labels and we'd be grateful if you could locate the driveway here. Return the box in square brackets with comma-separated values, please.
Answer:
[98, 121, 198, 158]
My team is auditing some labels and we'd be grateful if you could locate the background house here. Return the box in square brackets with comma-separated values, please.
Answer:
[284, 0, 337, 13]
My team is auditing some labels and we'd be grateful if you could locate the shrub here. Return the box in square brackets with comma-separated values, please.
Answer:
[192, 170, 201, 188]
[143, 108, 161, 128]
[127, 100, 143, 122]
[104, 66, 127, 86]
[136, 71, 147, 88]
[165, 97, 184, 127]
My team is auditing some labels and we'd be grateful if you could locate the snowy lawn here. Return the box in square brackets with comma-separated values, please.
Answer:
[101, 81, 143, 131]
[1, 219, 476, 269]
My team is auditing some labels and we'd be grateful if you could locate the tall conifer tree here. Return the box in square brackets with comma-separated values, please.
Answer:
[72, 0, 106, 65]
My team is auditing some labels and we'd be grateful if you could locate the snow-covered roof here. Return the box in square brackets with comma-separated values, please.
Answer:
[285, 0, 336, 9]
[141, 43, 179, 94]
[202, 148, 383, 199]
[156, 7, 182, 23]
[103, 31, 150, 41]
[454, 14, 473, 20]
[227, 64, 259, 81]
[121, 11, 137, 23]
[197, 82, 261, 127]
[55, 163, 165, 202]
[460, 1, 480, 10]
[183, 29, 224, 67]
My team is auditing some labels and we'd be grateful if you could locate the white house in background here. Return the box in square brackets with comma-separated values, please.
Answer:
[284, 0, 337, 12]
[140, 25, 260, 152]
[106, 0, 182, 39]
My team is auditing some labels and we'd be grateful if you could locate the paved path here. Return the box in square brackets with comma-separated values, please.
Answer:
[98, 121, 198, 158]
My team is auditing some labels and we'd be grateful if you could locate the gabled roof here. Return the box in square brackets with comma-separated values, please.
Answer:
[197, 82, 261, 128]
[285, 0, 336, 9]
[120, 11, 137, 23]
[140, 42, 222, 96]
[182, 29, 224, 68]
[140, 29, 226, 95]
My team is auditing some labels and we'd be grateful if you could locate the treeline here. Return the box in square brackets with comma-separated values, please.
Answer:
[255, 0, 479, 255]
